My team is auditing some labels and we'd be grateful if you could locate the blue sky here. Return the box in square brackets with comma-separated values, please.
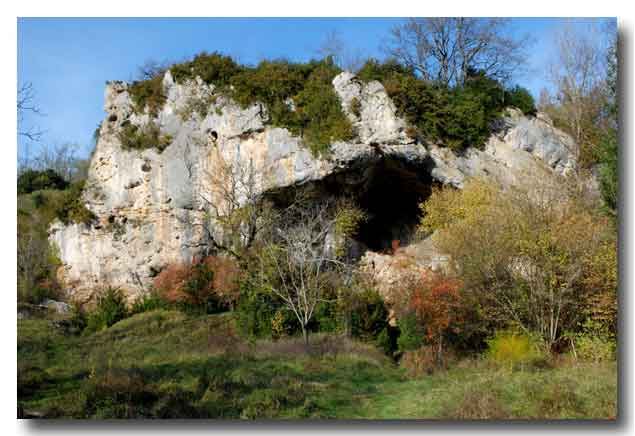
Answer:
[17, 17, 615, 159]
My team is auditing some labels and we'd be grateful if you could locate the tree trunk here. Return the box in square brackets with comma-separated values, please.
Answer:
[302, 326, 309, 350]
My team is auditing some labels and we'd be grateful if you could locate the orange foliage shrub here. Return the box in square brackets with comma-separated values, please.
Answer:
[153, 256, 242, 308]
[201, 256, 242, 308]
[399, 269, 464, 363]
[153, 263, 191, 304]
[410, 271, 463, 342]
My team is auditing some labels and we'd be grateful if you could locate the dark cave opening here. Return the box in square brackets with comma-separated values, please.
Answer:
[354, 158, 433, 252]
[266, 156, 435, 255]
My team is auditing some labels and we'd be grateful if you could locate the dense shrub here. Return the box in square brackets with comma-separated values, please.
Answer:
[128, 74, 166, 116]
[486, 330, 544, 369]
[230, 59, 308, 112]
[53, 180, 96, 225]
[598, 131, 618, 214]
[347, 288, 389, 341]
[85, 288, 128, 333]
[396, 313, 424, 352]
[153, 256, 237, 314]
[117, 122, 172, 153]
[356, 58, 414, 84]
[419, 178, 616, 348]
[129, 291, 167, 315]
[291, 61, 355, 155]
[170, 51, 242, 89]
[356, 59, 533, 151]
[131, 54, 352, 156]
[235, 283, 297, 339]
[504, 85, 536, 115]
[17, 169, 69, 194]
[573, 331, 615, 363]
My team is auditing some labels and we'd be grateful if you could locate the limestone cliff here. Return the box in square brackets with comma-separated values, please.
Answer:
[49, 70, 584, 303]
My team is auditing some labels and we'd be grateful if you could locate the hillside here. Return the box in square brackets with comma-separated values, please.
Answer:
[18, 310, 616, 419]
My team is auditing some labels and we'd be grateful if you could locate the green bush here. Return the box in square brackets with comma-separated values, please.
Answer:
[236, 285, 279, 338]
[313, 300, 340, 333]
[128, 74, 166, 116]
[348, 288, 389, 341]
[85, 288, 128, 333]
[18, 169, 69, 195]
[130, 291, 167, 315]
[132, 54, 352, 156]
[179, 262, 225, 314]
[397, 312, 424, 352]
[574, 332, 616, 363]
[117, 122, 172, 153]
[504, 85, 536, 115]
[356, 60, 532, 151]
[53, 181, 96, 225]
[598, 131, 618, 214]
[357, 58, 414, 84]
[486, 330, 543, 369]
[170, 51, 242, 89]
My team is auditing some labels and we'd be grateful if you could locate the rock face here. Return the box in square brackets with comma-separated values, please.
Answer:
[49, 71, 582, 303]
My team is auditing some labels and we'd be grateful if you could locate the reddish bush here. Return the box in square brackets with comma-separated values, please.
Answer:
[408, 270, 463, 363]
[153, 263, 191, 304]
[153, 256, 242, 309]
[201, 256, 242, 308]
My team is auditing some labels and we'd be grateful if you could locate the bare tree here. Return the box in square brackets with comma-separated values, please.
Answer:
[135, 59, 171, 81]
[17, 82, 43, 141]
[31, 143, 81, 181]
[252, 196, 364, 346]
[384, 18, 530, 86]
[317, 29, 367, 73]
[195, 143, 275, 260]
[18, 82, 45, 172]
[543, 21, 610, 162]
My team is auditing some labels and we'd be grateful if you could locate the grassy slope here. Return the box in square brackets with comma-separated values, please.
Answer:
[17, 310, 617, 419]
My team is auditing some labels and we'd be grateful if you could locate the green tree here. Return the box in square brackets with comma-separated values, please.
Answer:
[598, 38, 618, 215]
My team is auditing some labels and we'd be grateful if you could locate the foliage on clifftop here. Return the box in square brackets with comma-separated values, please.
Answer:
[357, 59, 536, 151]
[128, 52, 353, 156]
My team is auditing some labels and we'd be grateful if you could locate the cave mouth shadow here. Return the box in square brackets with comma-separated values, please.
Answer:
[265, 156, 436, 255]
[353, 158, 434, 252]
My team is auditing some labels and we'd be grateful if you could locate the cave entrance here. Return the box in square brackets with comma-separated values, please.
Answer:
[354, 158, 433, 252]
[266, 155, 435, 255]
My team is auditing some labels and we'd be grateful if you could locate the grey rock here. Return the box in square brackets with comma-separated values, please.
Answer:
[50, 71, 587, 302]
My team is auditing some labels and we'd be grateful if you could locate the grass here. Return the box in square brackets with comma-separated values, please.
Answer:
[17, 309, 617, 419]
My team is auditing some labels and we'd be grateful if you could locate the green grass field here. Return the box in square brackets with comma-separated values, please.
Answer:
[17, 309, 617, 419]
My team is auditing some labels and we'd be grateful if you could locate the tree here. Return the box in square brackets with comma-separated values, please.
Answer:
[542, 21, 611, 166]
[316, 29, 367, 73]
[384, 18, 530, 86]
[409, 270, 463, 364]
[419, 177, 613, 348]
[597, 36, 618, 214]
[251, 196, 365, 346]
[17, 168, 69, 195]
[195, 143, 276, 261]
[17, 82, 44, 172]
[30, 143, 82, 182]
[135, 59, 171, 81]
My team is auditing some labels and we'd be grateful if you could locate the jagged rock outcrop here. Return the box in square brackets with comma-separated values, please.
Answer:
[49, 70, 584, 303]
